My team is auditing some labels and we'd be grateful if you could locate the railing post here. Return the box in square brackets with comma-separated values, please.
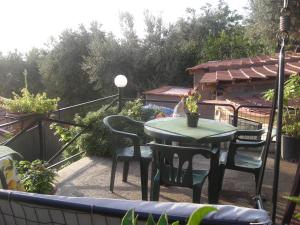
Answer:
[38, 120, 45, 160]
[233, 107, 238, 127]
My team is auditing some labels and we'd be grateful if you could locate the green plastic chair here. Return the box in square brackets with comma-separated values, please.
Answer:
[103, 115, 152, 200]
[219, 129, 266, 193]
[149, 142, 216, 203]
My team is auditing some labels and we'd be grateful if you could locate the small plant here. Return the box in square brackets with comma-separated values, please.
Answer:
[283, 196, 300, 220]
[183, 90, 202, 114]
[15, 159, 57, 194]
[0, 88, 60, 114]
[263, 73, 300, 137]
[121, 207, 217, 225]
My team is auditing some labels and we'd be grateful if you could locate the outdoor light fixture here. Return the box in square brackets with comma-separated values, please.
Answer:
[114, 74, 127, 112]
[114, 74, 127, 88]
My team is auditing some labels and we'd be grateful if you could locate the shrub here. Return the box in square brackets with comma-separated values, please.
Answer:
[51, 105, 118, 157]
[120, 99, 163, 121]
[263, 73, 300, 137]
[74, 105, 118, 156]
[51, 99, 166, 159]
[15, 160, 57, 194]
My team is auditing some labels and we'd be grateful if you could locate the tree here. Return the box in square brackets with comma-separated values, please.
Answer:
[0, 51, 26, 97]
[202, 28, 267, 61]
[40, 25, 97, 105]
[246, 0, 300, 51]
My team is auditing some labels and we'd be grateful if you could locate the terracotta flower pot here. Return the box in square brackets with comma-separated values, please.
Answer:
[5, 112, 44, 133]
[186, 113, 199, 127]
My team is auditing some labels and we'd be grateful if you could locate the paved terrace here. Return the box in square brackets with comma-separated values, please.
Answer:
[56, 154, 300, 224]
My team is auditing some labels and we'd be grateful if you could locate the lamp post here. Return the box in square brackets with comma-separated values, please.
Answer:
[114, 74, 128, 112]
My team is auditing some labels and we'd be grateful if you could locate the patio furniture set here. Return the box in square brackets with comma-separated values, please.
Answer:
[103, 115, 266, 204]
[0, 115, 271, 225]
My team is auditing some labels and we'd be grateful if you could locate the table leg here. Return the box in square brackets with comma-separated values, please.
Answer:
[140, 158, 150, 201]
[150, 139, 160, 201]
[208, 142, 221, 204]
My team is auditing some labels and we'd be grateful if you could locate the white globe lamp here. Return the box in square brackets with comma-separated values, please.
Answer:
[114, 75, 127, 88]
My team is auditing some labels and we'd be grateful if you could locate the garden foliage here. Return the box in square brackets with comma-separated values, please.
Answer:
[263, 74, 300, 137]
[51, 99, 164, 158]
[15, 160, 56, 194]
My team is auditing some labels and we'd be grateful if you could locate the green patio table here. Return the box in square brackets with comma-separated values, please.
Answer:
[144, 117, 237, 203]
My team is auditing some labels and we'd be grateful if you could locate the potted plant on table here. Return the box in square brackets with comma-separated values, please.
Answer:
[15, 159, 57, 194]
[263, 73, 300, 161]
[183, 90, 202, 127]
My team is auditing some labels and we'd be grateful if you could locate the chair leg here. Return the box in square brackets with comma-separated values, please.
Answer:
[110, 155, 118, 192]
[151, 170, 160, 201]
[218, 164, 226, 194]
[192, 184, 203, 203]
[254, 171, 260, 193]
[140, 159, 150, 201]
[123, 161, 130, 182]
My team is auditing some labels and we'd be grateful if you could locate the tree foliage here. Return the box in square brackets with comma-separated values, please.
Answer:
[246, 0, 300, 51]
[0, 1, 276, 105]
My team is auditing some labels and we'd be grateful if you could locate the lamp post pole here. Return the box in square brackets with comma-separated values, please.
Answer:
[114, 74, 127, 112]
[118, 87, 122, 112]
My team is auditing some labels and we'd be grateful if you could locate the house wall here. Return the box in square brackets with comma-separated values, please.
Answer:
[221, 80, 276, 98]
[193, 70, 206, 89]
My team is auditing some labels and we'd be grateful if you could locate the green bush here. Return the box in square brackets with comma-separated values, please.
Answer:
[120, 99, 163, 121]
[15, 160, 57, 194]
[51, 99, 164, 159]
[263, 74, 300, 137]
[74, 105, 118, 156]
[51, 105, 118, 157]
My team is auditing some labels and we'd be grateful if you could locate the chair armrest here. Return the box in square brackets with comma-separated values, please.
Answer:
[235, 129, 265, 137]
[109, 128, 141, 143]
[232, 140, 266, 148]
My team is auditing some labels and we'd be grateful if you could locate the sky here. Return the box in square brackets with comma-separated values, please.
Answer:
[0, 0, 249, 54]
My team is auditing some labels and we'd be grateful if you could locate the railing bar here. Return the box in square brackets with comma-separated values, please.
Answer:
[47, 128, 88, 163]
[0, 118, 31, 129]
[53, 94, 118, 113]
[43, 118, 88, 128]
[104, 97, 118, 111]
[2, 119, 40, 146]
[47, 151, 84, 169]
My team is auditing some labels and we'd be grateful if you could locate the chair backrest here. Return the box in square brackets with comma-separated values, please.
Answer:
[103, 115, 145, 157]
[149, 142, 213, 187]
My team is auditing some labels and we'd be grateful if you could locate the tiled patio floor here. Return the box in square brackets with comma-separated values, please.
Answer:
[56, 154, 299, 224]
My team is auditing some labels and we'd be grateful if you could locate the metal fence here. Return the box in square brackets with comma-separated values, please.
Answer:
[0, 94, 273, 169]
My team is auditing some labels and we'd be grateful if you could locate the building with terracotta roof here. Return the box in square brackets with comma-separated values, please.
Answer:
[143, 86, 192, 108]
[185, 52, 300, 127]
[186, 52, 300, 101]
[144, 52, 300, 128]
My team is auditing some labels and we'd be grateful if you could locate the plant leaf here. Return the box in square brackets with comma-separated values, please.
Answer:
[283, 196, 300, 205]
[146, 214, 156, 225]
[121, 209, 135, 225]
[157, 214, 168, 225]
[187, 207, 217, 225]
[171, 221, 180, 225]
[295, 213, 300, 219]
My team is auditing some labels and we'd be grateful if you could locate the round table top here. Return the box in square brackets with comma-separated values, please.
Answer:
[144, 117, 237, 143]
